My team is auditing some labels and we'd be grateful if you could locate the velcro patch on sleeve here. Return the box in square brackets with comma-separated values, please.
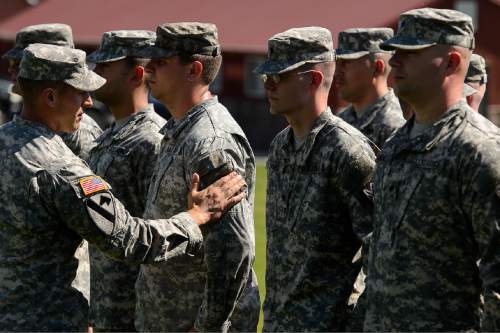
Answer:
[79, 176, 109, 196]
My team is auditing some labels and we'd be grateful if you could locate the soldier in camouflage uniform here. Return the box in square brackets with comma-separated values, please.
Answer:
[336, 28, 405, 149]
[364, 8, 500, 331]
[254, 27, 376, 332]
[86, 30, 166, 331]
[1, 22, 102, 305]
[2, 23, 103, 158]
[0, 43, 246, 332]
[134, 22, 260, 332]
[464, 53, 487, 112]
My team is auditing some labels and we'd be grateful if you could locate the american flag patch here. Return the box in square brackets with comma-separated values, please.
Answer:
[79, 176, 108, 196]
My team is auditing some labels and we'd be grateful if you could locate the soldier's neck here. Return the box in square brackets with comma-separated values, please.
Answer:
[110, 98, 149, 121]
[412, 85, 463, 125]
[21, 105, 59, 132]
[286, 98, 327, 138]
[108, 89, 149, 121]
[169, 86, 212, 121]
[352, 83, 388, 115]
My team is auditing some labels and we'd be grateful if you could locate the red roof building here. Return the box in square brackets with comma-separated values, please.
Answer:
[0, 0, 498, 151]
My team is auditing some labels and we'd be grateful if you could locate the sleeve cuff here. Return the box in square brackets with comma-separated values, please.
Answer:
[175, 212, 203, 256]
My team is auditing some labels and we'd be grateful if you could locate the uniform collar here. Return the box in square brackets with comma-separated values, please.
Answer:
[96, 104, 154, 146]
[160, 96, 218, 140]
[354, 89, 397, 130]
[281, 108, 334, 166]
[13, 115, 58, 138]
[388, 100, 468, 155]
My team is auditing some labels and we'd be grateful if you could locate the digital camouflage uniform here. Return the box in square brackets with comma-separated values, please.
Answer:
[338, 89, 404, 150]
[364, 9, 500, 331]
[254, 27, 376, 332]
[1, 22, 102, 307]
[86, 30, 164, 331]
[134, 23, 260, 332]
[0, 44, 204, 331]
[336, 28, 405, 150]
[334, 30, 405, 328]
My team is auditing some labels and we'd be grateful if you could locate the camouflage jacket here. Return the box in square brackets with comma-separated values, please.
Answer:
[263, 109, 376, 332]
[137, 96, 259, 332]
[87, 105, 166, 330]
[338, 89, 405, 149]
[364, 100, 500, 331]
[61, 112, 102, 304]
[0, 116, 203, 331]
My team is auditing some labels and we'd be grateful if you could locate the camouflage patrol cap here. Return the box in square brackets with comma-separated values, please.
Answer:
[136, 22, 220, 58]
[254, 27, 335, 75]
[87, 30, 156, 63]
[336, 28, 394, 59]
[2, 23, 74, 60]
[18, 44, 105, 92]
[465, 53, 487, 84]
[381, 8, 475, 51]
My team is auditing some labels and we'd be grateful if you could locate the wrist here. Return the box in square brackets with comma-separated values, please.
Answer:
[188, 207, 210, 225]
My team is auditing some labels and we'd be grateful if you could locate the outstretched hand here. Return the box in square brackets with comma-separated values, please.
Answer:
[187, 171, 246, 225]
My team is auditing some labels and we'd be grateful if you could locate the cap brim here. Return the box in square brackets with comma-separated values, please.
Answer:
[254, 59, 321, 75]
[87, 49, 127, 63]
[463, 83, 477, 97]
[335, 50, 370, 60]
[65, 70, 106, 92]
[134, 45, 174, 59]
[2, 47, 24, 60]
[381, 36, 436, 51]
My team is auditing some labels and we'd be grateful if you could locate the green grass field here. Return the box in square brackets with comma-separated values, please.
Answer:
[253, 161, 267, 332]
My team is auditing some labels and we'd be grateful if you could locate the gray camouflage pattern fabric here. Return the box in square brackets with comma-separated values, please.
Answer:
[336, 28, 393, 59]
[264, 108, 376, 332]
[136, 96, 260, 332]
[338, 89, 405, 149]
[87, 30, 156, 63]
[381, 8, 475, 51]
[0, 116, 203, 331]
[62, 113, 103, 304]
[2, 23, 74, 60]
[137, 22, 221, 59]
[18, 43, 105, 92]
[466, 53, 487, 84]
[254, 27, 335, 75]
[87, 105, 166, 331]
[364, 100, 500, 331]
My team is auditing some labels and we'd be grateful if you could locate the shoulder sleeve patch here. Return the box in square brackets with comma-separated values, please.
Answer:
[79, 176, 109, 196]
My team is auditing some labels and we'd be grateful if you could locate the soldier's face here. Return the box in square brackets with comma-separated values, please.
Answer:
[389, 47, 446, 103]
[54, 86, 93, 133]
[8, 59, 22, 95]
[93, 60, 131, 106]
[145, 56, 188, 105]
[263, 69, 313, 115]
[335, 56, 373, 102]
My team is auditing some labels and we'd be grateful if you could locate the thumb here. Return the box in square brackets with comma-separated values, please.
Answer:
[190, 173, 200, 194]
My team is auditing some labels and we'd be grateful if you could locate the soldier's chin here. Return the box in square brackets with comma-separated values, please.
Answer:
[269, 106, 286, 115]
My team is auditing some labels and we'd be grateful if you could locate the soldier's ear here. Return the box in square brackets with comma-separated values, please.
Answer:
[373, 58, 385, 76]
[446, 51, 461, 75]
[310, 70, 324, 91]
[188, 60, 203, 82]
[131, 65, 145, 85]
[41, 87, 57, 108]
